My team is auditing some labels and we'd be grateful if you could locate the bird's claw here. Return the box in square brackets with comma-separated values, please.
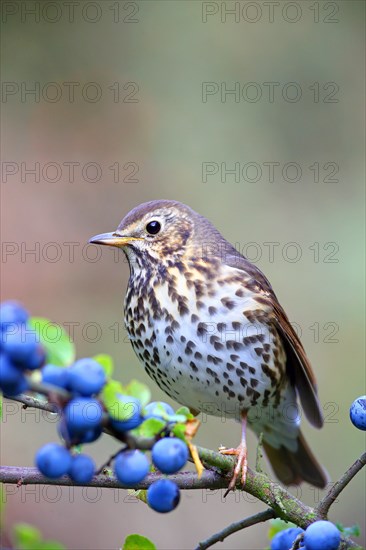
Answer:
[220, 443, 248, 497]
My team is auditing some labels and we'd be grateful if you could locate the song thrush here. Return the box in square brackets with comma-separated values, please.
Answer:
[90, 200, 327, 490]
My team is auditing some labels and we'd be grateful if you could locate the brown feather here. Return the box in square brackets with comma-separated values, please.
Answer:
[224, 253, 324, 429]
[270, 299, 324, 428]
[263, 431, 328, 488]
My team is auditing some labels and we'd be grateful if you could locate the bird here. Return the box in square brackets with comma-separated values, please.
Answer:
[90, 199, 327, 492]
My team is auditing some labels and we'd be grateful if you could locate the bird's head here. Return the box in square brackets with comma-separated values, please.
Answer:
[89, 200, 215, 271]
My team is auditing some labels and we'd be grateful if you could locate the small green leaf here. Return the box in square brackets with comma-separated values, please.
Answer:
[13, 523, 42, 549]
[166, 414, 188, 423]
[123, 534, 156, 550]
[172, 423, 187, 441]
[336, 523, 360, 537]
[142, 403, 185, 424]
[29, 317, 75, 367]
[128, 489, 148, 504]
[102, 380, 144, 421]
[102, 380, 127, 420]
[102, 379, 150, 420]
[134, 418, 165, 438]
[175, 406, 194, 420]
[125, 380, 151, 407]
[13, 523, 65, 550]
[93, 354, 114, 378]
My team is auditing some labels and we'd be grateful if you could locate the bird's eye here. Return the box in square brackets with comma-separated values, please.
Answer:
[146, 220, 161, 235]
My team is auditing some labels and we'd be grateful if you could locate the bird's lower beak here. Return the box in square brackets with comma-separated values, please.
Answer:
[89, 232, 142, 247]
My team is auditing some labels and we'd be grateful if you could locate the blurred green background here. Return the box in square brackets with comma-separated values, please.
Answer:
[1, 1, 365, 548]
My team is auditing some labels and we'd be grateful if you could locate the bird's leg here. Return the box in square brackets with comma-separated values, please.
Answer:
[219, 410, 247, 496]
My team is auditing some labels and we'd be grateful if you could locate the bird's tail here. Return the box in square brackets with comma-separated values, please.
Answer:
[262, 430, 328, 488]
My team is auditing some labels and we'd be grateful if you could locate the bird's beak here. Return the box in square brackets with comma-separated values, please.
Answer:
[89, 232, 143, 248]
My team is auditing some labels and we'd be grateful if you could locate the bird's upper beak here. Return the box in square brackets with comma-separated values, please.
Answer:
[89, 232, 143, 248]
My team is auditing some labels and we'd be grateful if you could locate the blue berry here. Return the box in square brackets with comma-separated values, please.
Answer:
[42, 364, 69, 389]
[69, 454, 95, 483]
[67, 358, 106, 396]
[152, 437, 188, 474]
[0, 301, 29, 331]
[58, 419, 102, 445]
[144, 401, 174, 420]
[147, 479, 180, 513]
[27, 346, 45, 370]
[304, 521, 341, 550]
[78, 426, 103, 443]
[114, 450, 149, 486]
[0, 353, 22, 385]
[64, 397, 103, 434]
[350, 396, 366, 431]
[110, 395, 143, 432]
[0, 354, 28, 396]
[271, 527, 304, 550]
[2, 328, 44, 370]
[35, 443, 72, 479]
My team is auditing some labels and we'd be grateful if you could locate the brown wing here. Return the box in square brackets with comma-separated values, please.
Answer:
[226, 253, 324, 428]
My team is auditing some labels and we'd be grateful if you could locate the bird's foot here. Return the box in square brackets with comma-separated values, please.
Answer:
[219, 442, 247, 497]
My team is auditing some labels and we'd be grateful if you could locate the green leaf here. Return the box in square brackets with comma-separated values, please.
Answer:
[13, 523, 42, 549]
[103, 380, 145, 421]
[166, 414, 189, 423]
[336, 523, 360, 537]
[123, 534, 156, 550]
[102, 380, 127, 420]
[268, 519, 296, 540]
[102, 378, 151, 421]
[175, 406, 194, 420]
[125, 380, 151, 407]
[134, 418, 165, 438]
[141, 403, 185, 424]
[93, 354, 114, 378]
[29, 317, 75, 367]
[12, 523, 65, 550]
[128, 489, 148, 504]
[172, 422, 186, 441]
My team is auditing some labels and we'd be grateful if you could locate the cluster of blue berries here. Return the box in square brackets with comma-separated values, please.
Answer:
[33, 356, 107, 484]
[0, 301, 45, 396]
[271, 521, 341, 550]
[36, 443, 95, 483]
[41, 361, 188, 512]
[43, 360, 187, 513]
[42, 361, 187, 512]
[44, 359, 106, 446]
[114, 438, 186, 513]
[36, 393, 187, 512]
[113, 401, 188, 512]
[0, 300, 189, 514]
